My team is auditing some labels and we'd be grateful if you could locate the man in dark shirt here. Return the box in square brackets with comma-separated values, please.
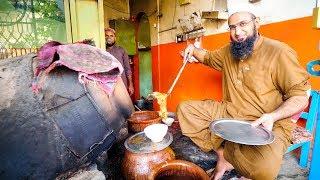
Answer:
[105, 28, 134, 96]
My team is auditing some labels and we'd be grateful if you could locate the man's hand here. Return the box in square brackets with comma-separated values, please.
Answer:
[183, 44, 199, 63]
[251, 114, 275, 131]
[180, 43, 207, 63]
[128, 83, 134, 96]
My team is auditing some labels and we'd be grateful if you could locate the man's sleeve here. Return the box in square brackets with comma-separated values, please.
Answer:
[122, 49, 132, 76]
[203, 46, 226, 71]
[272, 47, 311, 100]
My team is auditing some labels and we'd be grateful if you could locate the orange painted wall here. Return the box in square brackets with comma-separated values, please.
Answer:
[148, 16, 320, 112]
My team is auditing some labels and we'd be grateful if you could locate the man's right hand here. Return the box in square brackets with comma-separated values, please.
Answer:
[183, 44, 199, 63]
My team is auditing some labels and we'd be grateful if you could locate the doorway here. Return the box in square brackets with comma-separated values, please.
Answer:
[137, 13, 152, 98]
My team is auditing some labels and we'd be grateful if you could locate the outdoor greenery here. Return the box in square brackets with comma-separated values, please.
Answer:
[0, 0, 67, 48]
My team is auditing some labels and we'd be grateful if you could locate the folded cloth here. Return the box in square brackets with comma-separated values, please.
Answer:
[34, 42, 123, 95]
[45, 44, 123, 74]
[78, 72, 120, 95]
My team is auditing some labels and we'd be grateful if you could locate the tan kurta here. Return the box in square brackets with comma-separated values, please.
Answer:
[204, 36, 310, 120]
[177, 36, 310, 179]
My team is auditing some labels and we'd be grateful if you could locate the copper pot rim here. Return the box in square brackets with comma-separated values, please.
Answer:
[128, 111, 161, 124]
[130, 110, 159, 115]
[128, 118, 162, 125]
[149, 159, 210, 180]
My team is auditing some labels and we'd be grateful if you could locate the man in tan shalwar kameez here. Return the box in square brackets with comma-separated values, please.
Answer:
[178, 8, 311, 180]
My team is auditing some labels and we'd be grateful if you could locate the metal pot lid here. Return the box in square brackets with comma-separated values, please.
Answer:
[209, 119, 275, 145]
[124, 132, 173, 153]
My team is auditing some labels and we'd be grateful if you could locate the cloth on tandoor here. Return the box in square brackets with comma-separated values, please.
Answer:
[34, 42, 123, 95]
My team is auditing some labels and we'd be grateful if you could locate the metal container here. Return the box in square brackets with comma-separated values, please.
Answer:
[135, 99, 153, 110]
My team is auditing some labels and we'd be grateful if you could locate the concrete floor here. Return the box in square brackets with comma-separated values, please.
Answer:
[278, 153, 309, 180]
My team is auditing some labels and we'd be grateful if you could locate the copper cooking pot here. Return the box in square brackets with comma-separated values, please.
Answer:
[128, 111, 162, 132]
[122, 147, 175, 179]
[149, 159, 210, 180]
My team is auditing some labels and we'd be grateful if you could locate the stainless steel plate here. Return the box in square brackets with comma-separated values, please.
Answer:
[209, 119, 275, 145]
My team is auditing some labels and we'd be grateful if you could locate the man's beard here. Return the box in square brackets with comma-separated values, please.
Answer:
[106, 41, 115, 47]
[230, 29, 257, 61]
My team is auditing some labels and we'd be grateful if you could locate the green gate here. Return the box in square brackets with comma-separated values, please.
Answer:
[0, 0, 67, 59]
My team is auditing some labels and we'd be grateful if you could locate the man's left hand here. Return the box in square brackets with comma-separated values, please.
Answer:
[128, 84, 134, 96]
[251, 114, 275, 131]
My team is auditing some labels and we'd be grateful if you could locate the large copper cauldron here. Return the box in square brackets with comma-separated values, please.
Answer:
[122, 132, 175, 179]
[149, 160, 210, 180]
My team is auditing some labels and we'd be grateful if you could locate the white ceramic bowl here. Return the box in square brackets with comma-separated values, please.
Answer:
[162, 117, 175, 126]
[144, 123, 168, 143]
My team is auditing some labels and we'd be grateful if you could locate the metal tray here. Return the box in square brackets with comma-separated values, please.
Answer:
[209, 119, 275, 145]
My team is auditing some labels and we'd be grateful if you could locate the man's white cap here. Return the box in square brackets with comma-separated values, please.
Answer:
[227, 0, 263, 17]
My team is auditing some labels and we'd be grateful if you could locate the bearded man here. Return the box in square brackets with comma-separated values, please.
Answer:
[105, 28, 134, 96]
[178, 10, 310, 180]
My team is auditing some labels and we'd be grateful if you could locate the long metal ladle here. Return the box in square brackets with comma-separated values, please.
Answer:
[166, 59, 188, 96]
